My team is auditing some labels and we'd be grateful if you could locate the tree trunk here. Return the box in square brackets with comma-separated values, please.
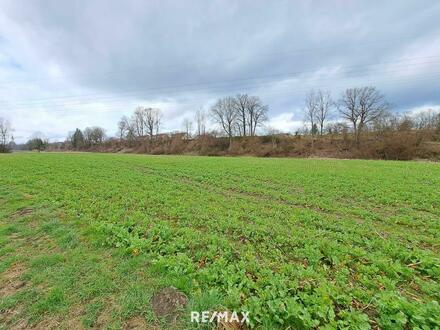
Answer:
[352, 123, 358, 147]
[356, 123, 364, 147]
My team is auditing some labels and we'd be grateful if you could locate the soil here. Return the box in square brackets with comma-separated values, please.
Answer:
[150, 287, 188, 323]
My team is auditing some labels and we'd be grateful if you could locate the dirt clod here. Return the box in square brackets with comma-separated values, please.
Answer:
[151, 287, 188, 323]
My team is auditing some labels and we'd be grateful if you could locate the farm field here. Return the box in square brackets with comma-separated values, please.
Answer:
[0, 153, 439, 329]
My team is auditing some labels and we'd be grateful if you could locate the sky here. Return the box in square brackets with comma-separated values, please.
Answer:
[0, 0, 439, 143]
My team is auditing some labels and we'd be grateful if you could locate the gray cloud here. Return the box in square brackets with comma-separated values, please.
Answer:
[0, 0, 439, 142]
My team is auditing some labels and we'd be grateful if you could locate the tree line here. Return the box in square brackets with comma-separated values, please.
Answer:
[61, 85, 439, 159]
[210, 94, 268, 144]
[1, 85, 440, 159]
[117, 107, 161, 142]
[68, 126, 106, 149]
[63, 85, 440, 161]
[304, 86, 390, 146]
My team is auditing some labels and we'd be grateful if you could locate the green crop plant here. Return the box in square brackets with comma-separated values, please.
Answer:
[0, 153, 439, 329]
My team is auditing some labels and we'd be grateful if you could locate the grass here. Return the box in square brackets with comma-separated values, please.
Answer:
[0, 152, 439, 329]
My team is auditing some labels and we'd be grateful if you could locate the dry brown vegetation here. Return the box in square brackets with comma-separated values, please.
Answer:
[47, 127, 440, 161]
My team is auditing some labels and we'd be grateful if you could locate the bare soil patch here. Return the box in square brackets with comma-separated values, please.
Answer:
[0, 305, 27, 330]
[13, 207, 34, 217]
[123, 316, 153, 330]
[0, 263, 27, 297]
[151, 287, 188, 324]
[62, 305, 85, 329]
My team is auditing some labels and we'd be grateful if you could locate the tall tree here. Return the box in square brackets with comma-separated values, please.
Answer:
[71, 128, 85, 149]
[182, 118, 193, 139]
[117, 116, 130, 141]
[233, 94, 249, 137]
[338, 88, 360, 144]
[304, 91, 318, 135]
[316, 90, 332, 135]
[132, 106, 146, 137]
[210, 97, 237, 145]
[195, 109, 206, 137]
[246, 95, 268, 136]
[144, 108, 161, 139]
[130, 107, 161, 139]
[338, 86, 388, 146]
[304, 91, 319, 148]
[231, 94, 268, 137]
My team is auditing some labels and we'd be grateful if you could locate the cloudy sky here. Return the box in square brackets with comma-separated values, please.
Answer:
[0, 0, 439, 142]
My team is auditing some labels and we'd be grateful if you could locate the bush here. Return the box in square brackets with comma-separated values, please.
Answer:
[376, 132, 418, 160]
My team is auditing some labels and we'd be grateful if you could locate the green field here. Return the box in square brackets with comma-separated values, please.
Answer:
[1, 153, 439, 329]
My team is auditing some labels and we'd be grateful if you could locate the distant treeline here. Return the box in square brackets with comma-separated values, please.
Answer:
[3, 86, 440, 160]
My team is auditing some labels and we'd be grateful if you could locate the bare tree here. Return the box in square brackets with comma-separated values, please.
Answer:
[412, 109, 438, 130]
[338, 88, 360, 143]
[195, 108, 206, 137]
[233, 94, 249, 137]
[132, 106, 146, 137]
[246, 96, 268, 136]
[144, 108, 161, 139]
[230, 94, 268, 137]
[83, 127, 92, 146]
[325, 122, 349, 135]
[358, 87, 388, 134]
[84, 127, 105, 146]
[304, 91, 318, 133]
[338, 86, 388, 146]
[210, 97, 237, 145]
[182, 118, 193, 139]
[372, 110, 397, 133]
[118, 115, 136, 145]
[118, 116, 130, 141]
[0, 118, 12, 153]
[304, 91, 319, 148]
[316, 90, 332, 135]
[130, 107, 161, 139]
